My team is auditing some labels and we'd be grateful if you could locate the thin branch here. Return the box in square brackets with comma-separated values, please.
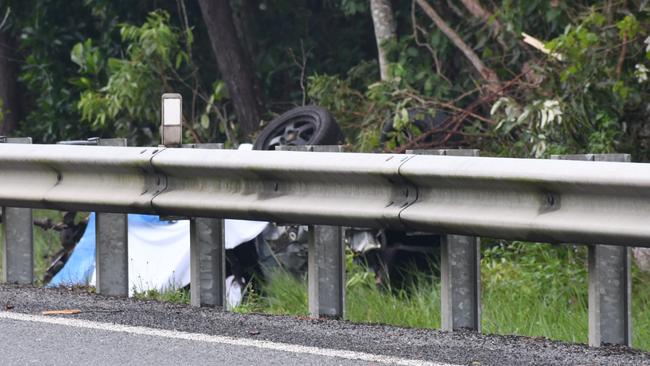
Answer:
[288, 40, 308, 106]
[415, 0, 500, 92]
[398, 89, 494, 124]
[449, 86, 482, 104]
[616, 32, 627, 78]
[175, 0, 202, 138]
[0, 7, 10, 31]
[431, 101, 495, 124]
[216, 104, 239, 146]
[458, 0, 507, 50]
[410, 0, 451, 85]
[616, 0, 629, 78]
[176, 0, 193, 59]
[184, 120, 203, 143]
[445, 0, 465, 18]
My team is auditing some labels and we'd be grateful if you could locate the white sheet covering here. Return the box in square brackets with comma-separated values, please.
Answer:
[86, 217, 267, 296]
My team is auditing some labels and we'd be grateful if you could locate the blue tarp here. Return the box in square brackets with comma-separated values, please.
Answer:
[49, 213, 97, 286]
[49, 213, 183, 287]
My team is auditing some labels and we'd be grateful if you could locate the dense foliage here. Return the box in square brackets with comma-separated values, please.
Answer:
[1, 1, 649, 160]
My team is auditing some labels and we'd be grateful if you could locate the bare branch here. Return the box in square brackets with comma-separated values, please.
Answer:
[616, 31, 627, 78]
[615, 0, 629, 78]
[445, 0, 465, 18]
[288, 40, 308, 106]
[410, 0, 452, 85]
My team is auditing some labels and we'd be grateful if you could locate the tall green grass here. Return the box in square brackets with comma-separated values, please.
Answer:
[480, 242, 589, 344]
[237, 243, 650, 351]
[237, 269, 443, 328]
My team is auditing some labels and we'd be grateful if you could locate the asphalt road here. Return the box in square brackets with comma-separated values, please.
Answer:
[1, 285, 649, 365]
[0, 313, 396, 366]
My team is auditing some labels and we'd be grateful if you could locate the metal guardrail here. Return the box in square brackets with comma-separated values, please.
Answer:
[1, 144, 649, 246]
[0, 142, 643, 347]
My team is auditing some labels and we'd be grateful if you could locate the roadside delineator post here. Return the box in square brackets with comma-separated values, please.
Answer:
[0, 137, 34, 285]
[161, 93, 183, 147]
[96, 138, 129, 297]
[184, 143, 226, 308]
[276, 145, 346, 318]
[552, 153, 632, 347]
[408, 149, 481, 332]
[160, 92, 226, 307]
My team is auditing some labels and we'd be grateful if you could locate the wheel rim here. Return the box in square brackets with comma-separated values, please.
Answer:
[265, 117, 318, 149]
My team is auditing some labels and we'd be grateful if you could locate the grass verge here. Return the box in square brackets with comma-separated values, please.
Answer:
[132, 287, 190, 304]
[236, 243, 650, 351]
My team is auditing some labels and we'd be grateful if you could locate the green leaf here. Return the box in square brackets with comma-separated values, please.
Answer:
[69, 77, 92, 89]
[213, 81, 229, 101]
[70, 42, 84, 68]
[200, 113, 210, 129]
[107, 58, 123, 71]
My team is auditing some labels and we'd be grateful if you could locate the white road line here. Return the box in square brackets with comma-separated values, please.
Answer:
[0, 311, 457, 366]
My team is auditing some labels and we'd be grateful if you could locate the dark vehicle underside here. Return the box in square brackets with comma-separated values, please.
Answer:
[229, 105, 444, 291]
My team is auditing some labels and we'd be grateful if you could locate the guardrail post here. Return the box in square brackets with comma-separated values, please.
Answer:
[552, 153, 632, 347]
[95, 138, 129, 296]
[409, 149, 481, 332]
[276, 145, 346, 318]
[0, 137, 34, 284]
[185, 143, 226, 308]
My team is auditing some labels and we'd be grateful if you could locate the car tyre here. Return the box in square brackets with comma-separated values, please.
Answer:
[253, 106, 344, 150]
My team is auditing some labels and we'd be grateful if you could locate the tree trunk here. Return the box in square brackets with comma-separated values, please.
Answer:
[370, 0, 397, 81]
[231, 0, 258, 61]
[198, 0, 262, 137]
[0, 30, 20, 135]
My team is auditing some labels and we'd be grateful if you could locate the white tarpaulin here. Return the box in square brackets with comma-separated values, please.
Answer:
[50, 214, 268, 297]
